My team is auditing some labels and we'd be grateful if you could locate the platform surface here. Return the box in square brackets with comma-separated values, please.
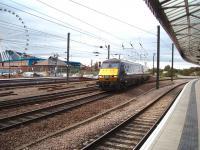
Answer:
[141, 79, 200, 150]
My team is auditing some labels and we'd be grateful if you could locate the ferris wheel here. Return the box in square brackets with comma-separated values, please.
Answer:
[0, 7, 29, 61]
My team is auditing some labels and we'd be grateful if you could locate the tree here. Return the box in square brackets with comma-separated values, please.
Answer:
[94, 62, 99, 70]
[164, 65, 170, 71]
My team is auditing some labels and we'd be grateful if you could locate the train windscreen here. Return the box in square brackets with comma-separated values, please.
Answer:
[101, 62, 119, 68]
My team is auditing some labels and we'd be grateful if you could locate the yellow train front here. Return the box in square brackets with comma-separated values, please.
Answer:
[97, 58, 149, 90]
[98, 65, 120, 90]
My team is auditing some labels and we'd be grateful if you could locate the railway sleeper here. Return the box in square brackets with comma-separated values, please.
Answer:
[119, 130, 144, 138]
[137, 116, 158, 121]
[123, 125, 151, 131]
[22, 116, 35, 120]
[123, 127, 149, 133]
[128, 123, 153, 129]
[115, 132, 142, 141]
[116, 133, 140, 140]
[100, 141, 132, 150]
[128, 122, 153, 128]
[133, 119, 155, 124]
[96, 145, 122, 150]
[0, 123, 8, 128]
[124, 125, 148, 131]
[17, 118, 30, 122]
[114, 133, 138, 141]
[108, 137, 136, 145]
[120, 129, 144, 137]
[10, 120, 23, 124]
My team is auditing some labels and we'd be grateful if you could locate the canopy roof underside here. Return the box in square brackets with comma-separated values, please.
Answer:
[145, 0, 200, 65]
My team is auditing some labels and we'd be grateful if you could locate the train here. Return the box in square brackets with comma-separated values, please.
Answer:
[97, 58, 149, 90]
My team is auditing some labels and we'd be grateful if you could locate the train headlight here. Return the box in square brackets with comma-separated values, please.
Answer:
[98, 75, 103, 78]
[111, 75, 118, 78]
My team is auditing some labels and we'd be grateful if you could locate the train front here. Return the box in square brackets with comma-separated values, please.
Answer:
[97, 60, 120, 90]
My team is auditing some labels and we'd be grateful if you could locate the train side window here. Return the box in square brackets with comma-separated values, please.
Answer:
[102, 62, 119, 68]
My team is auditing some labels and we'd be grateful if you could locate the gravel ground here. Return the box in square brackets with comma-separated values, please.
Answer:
[0, 81, 96, 101]
[0, 91, 102, 119]
[0, 79, 188, 150]
[29, 81, 185, 150]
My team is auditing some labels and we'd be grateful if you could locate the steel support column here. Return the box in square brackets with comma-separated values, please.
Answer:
[171, 43, 174, 81]
[67, 33, 70, 83]
[108, 45, 110, 59]
[156, 25, 160, 89]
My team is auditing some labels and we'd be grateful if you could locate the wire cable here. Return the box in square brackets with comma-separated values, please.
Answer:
[0, 20, 113, 48]
[0, 2, 109, 43]
[68, 0, 156, 36]
[35, 0, 126, 42]
[4, 0, 121, 47]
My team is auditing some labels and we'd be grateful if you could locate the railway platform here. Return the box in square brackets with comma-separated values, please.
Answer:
[141, 79, 200, 150]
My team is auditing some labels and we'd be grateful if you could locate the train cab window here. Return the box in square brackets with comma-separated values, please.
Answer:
[101, 62, 119, 68]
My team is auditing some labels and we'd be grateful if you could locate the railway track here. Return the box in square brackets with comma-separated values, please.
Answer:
[0, 77, 96, 91]
[0, 86, 98, 109]
[81, 83, 184, 150]
[0, 78, 171, 110]
[15, 81, 187, 150]
[0, 92, 112, 131]
[0, 91, 17, 97]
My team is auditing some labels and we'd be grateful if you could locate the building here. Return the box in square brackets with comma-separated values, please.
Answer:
[0, 50, 44, 74]
[34, 56, 81, 76]
[0, 50, 81, 77]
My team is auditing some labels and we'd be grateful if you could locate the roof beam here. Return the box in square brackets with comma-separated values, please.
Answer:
[176, 33, 200, 36]
[175, 26, 189, 33]
[184, 0, 191, 51]
[167, 9, 185, 19]
[172, 22, 200, 26]
[192, 26, 200, 32]
[170, 8, 200, 23]
[160, 0, 171, 5]
[163, 3, 200, 9]
[191, 14, 200, 20]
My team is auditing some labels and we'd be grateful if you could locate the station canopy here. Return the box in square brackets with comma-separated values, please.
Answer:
[145, 0, 200, 65]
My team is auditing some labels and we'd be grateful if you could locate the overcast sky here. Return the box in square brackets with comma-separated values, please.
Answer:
[0, 0, 199, 69]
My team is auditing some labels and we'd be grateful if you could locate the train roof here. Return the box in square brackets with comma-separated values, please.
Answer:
[102, 58, 143, 66]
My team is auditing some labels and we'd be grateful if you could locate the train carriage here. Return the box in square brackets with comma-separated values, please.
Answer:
[97, 58, 149, 90]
